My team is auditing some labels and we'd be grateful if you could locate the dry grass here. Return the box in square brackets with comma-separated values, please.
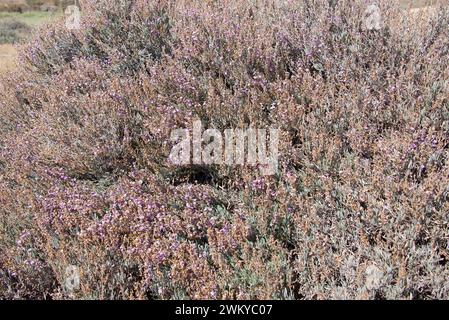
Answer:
[409, 5, 436, 15]
[0, 0, 27, 13]
[0, 2, 433, 74]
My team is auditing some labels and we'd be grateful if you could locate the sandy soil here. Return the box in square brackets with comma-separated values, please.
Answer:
[0, 43, 17, 73]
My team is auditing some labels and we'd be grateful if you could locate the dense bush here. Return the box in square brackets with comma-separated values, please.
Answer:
[0, 19, 30, 43]
[25, 0, 73, 10]
[0, 0, 448, 299]
[0, 0, 28, 13]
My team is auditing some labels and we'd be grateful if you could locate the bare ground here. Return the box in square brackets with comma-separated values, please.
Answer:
[0, 43, 16, 73]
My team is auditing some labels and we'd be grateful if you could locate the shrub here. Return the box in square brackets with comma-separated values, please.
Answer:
[0, 0, 448, 299]
[0, 19, 30, 43]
